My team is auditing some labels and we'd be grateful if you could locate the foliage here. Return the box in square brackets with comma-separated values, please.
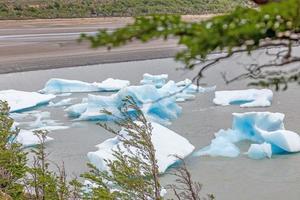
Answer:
[168, 157, 215, 200]
[82, 97, 162, 200]
[25, 130, 82, 200]
[81, 0, 300, 90]
[0, 101, 27, 199]
[0, 0, 248, 19]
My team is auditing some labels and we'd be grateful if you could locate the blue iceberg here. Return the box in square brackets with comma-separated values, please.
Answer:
[66, 85, 182, 124]
[247, 142, 272, 160]
[195, 112, 300, 159]
[40, 78, 130, 93]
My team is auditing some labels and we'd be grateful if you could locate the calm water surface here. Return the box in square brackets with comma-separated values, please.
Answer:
[0, 57, 299, 200]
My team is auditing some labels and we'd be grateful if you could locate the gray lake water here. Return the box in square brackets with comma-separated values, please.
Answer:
[0, 57, 299, 200]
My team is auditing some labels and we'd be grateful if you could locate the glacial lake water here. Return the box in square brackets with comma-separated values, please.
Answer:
[0, 57, 299, 200]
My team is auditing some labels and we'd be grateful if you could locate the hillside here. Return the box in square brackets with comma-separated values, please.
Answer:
[0, 0, 249, 19]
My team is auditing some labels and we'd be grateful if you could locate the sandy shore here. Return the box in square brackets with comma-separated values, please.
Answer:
[0, 15, 217, 74]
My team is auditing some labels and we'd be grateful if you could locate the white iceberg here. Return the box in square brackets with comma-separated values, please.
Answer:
[49, 98, 75, 107]
[140, 73, 168, 88]
[195, 112, 300, 159]
[95, 78, 130, 92]
[247, 143, 272, 160]
[87, 122, 195, 173]
[213, 89, 273, 107]
[66, 85, 182, 124]
[159, 80, 215, 102]
[0, 90, 55, 112]
[175, 79, 216, 94]
[15, 129, 53, 147]
[40, 78, 130, 94]
[28, 111, 69, 131]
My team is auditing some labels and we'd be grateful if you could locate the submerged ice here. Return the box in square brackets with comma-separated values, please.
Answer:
[40, 78, 130, 93]
[213, 89, 273, 107]
[87, 122, 195, 173]
[195, 112, 300, 159]
[66, 85, 182, 124]
[0, 90, 55, 112]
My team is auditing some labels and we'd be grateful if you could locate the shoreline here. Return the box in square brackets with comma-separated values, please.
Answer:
[0, 15, 218, 75]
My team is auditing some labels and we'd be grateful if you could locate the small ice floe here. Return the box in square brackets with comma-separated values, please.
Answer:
[87, 122, 195, 173]
[15, 129, 54, 147]
[0, 90, 55, 112]
[40, 78, 130, 93]
[213, 89, 273, 107]
[159, 80, 215, 102]
[195, 112, 300, 159]
[93, 78, 130, 92]
[49, 98, 75, 107]
[28, 111, 69, 131]
[247, 143, 272, 160]
[66, 85, 181, 125]
[140, 73, 168, 88]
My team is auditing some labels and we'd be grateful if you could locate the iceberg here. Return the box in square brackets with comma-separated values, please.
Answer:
[0, 90, 55, 112]
[195, 112, 300, 159]
[40, 78, 130, 93]
[28, 111, 69, 131]
[159, 80, 215, 102]
[15, 129, 53, 147]
[247, 143, 272, 160]
[175, 79, 216, 94]
[87, 122, 195, 173]
[213, 89, 273, 107]
[49, 98, 75, 107]
[140, 73, 168, 88]
[194, 135, 240, 158]
[94, 78, 130, 92]
[66, 85, 182, 124]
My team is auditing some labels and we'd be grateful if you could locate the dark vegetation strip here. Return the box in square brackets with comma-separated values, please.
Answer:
[0, 0, 248, 19]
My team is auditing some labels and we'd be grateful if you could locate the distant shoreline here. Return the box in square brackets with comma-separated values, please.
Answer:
[0, 15, 218, 75]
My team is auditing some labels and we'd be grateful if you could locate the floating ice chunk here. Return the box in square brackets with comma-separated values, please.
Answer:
[49, 98, 75, 107]
[213, 89, 273, 107]
[196, 111, 300, 159]
[176, 79, 216, 94]
[94, 78, 130, 91]
[247, 142, 272, 159]
[67, 85, 181, 124]
[194, 136, 240, 157]
[159, 80, 215, 102]
[40, 78, 99, 93]
[159, 81, 195, 102]
[140, 73, 168, 88]
[15, 129, 53, 147]
[262, 130, 300, 153]
[27, 111, 69, 131]
[0, 90, 55, 112]
[40, 78, 130, 94]
[87, 122, 195, 173]
[65, 103, 88, 118]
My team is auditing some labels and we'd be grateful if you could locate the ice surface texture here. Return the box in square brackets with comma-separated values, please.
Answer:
[195, 112, 300, 159]
[40, 78, 130, 93]
[66, 85, 182, 124]
[213, 89, 273, 107]
[87, 122, 195, 173]
[0, 90, 55, 112]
